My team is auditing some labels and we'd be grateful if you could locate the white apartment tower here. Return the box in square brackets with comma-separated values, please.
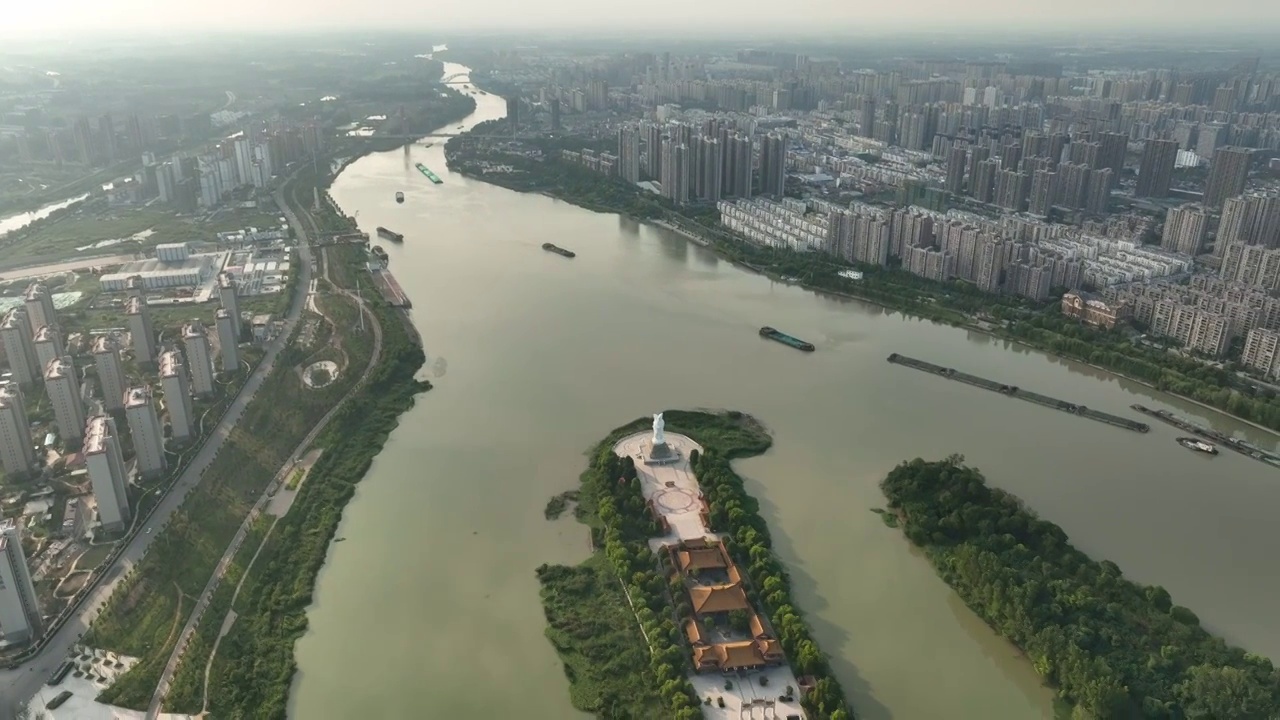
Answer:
[124, 386, 166, 479]
[159, 351, 195, 442]
[45, 356, 85, 441]
[217, 272, 240, 338]
[93, 336, 128, 413]
[0, 309, 39, 386]
[0, 385, 35, 477]
[33, 325, 64, 371]
[215, 309, 239, 373]
[126, 296, 156, 364]
[0, 520, 42, 644]
[182, 322, 215, 396]
[23, 282, 56, 331]
[84, 415, 130, 532]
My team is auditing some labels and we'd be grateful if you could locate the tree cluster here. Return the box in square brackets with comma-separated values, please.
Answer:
[881, 456, 1280, 719]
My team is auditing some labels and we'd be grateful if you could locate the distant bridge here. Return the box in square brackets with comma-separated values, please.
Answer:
[441, 73, 470, 85]
[348, 133, 521, 141]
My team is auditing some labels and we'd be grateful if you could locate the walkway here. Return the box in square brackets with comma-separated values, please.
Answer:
[611, 431, 807, 720]
[145, 174, 386, 719]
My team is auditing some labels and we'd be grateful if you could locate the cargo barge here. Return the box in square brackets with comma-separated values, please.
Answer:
[1131, 404, 1280, 469]
[376, 226, 404, 243]
[542, 242, 575, 258]
[1177, 437, 1218, 455]
[760, 326, 815, 352]
[887, 353, 1149, 433]
[415, 163, 443, 184]
[372, 267, 412, 308]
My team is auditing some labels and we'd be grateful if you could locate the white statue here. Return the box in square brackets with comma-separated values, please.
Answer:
[652, 412, 666, 446]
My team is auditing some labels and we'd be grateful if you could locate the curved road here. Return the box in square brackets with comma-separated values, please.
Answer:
[0, 169, 318, 720]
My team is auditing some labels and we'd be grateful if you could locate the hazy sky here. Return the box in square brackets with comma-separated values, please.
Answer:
[4, 0, 1280, 39]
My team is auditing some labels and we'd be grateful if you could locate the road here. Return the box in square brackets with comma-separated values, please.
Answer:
[0, 172, 317, 720]
[144, 183, 384, 718]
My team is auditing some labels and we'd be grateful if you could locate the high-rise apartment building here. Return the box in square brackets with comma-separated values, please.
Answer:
[84, 415, 130, 532]
[759, 133, 787, 199]
[124, 386, 166, 479]
[722, 133, 753, 198]
[0, 309, 39, 386]
[45, 356, 84, 441]
[1218, 191, 1280, 251]
[216, 309, 240, 373]
[32, 325, 64, 371]
[945, 146, 968, 195]
[217, 272, 240, 339]
[616, 126, 642, 184]
[1029, 169, 1058, 217]
[93, 335, 127, 413]
[660, 141, 691, 205]
[1135, 139, 1178, 199]
[159, 351, 195, 442]
[972, 159, 999, 204]
[23, 282, 56, 331]
[691, 135, 723, 203]
[1242, 328, 1280, 378]
[182, 322, 215, 397]
[1205, 146, 1253, 208]
[1086, 169, 1113, 215]
[126, 295, 156, 364]
[643, 122, 662, 179]
[0, 386, 35, 477]
[0, 520, 42, 644]
[1162, 205, 1210, 256]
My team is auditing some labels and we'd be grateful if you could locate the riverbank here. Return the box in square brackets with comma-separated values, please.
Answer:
[539, 410, 854, 720]
[880, 456, 1280, 718]
[443, 139, 1280, 441]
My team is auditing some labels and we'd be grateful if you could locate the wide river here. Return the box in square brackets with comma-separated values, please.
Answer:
[288, 63, 1280, 720]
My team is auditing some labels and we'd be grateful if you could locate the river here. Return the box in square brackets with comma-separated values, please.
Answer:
[0, 194, 88, 239]
[286, 62, 1280, 720]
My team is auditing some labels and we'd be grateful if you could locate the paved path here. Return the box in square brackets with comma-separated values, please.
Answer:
[145, 178, 385, 718]
[0, 175, 317, 720]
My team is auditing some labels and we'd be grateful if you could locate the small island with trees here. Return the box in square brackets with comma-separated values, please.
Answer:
[536, 410, 853, 719]
[880, 456, 1280, 719]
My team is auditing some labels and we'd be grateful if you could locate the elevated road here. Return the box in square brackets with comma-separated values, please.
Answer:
[0, 167, 318, 720]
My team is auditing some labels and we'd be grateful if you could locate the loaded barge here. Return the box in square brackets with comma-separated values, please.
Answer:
[415, 163, 443, 184]
[887, 353, 1149, 433]
[1131, 404, 1280, 469]
[759, 326, 815, 352]
[376, 226, 404, 243]
[542, 243, 575, 258]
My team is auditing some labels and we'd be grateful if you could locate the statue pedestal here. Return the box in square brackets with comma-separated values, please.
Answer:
[645, 440, 681, 466]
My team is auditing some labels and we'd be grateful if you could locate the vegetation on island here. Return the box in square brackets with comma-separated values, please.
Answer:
[880, 456, 1280, 719]
[447, 123, 1280, 434]
[536, 410, 853, 720]
[544, 489, 580, 520]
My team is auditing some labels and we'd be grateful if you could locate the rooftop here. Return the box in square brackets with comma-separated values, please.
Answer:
[217, 272, 236, 289]
[182, 322, 205, 339]
[125, 296, 146, 315]
[215, 308, 231, 320]
[33, 325, 55, 343]
[84, 416, 111, 455]
[24, 282, 47, 301]
[45, 356, 73, 381]
[158, 351, 183, 378]
[124, 386, 151, 409]
[0, 384, 19, 407]
[91, 335, 116, 355]
[0, 308, 24, 331]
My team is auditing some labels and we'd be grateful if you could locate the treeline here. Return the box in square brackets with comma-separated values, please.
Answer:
[690, 444, 853, 720]
[1007, 314, 1280, 432]
[881, 456, 1280, 719]
[203, 288, 430, 717]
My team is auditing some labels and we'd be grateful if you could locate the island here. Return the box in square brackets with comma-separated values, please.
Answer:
[880, 456, 1280, 719]
[537, 410, 853, 720]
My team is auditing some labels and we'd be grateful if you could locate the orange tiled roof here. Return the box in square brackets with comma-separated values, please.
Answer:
[689, 583, 751, 614]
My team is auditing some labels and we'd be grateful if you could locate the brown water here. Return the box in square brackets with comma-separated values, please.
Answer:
[287, 63, 1280, 720]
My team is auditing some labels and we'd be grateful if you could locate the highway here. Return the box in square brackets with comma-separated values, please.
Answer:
[0, 171, 317, 720]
